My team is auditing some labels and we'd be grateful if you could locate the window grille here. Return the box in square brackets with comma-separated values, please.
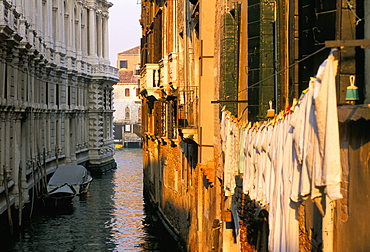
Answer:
[154, 100, 166, 137]
[167, 100, 177, 139]
[178, 86, 198, 128]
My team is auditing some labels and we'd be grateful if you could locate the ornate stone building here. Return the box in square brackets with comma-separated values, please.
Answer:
[0, 0, 118, 229]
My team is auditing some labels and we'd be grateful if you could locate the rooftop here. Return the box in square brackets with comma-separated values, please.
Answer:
[118, 45, 140, 56]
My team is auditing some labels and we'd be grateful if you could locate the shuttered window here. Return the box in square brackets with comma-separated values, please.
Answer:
[125, 88, 130, 97]
[120, 60, 128, 69]
[220, 3, 241, 116]
[247, 1, 275, 120]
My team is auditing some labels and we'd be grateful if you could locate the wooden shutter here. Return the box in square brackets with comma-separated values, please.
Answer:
[220, 3, 241, 116]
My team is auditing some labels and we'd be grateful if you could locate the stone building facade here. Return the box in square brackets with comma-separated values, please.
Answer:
[140, 0, 221, 250]
[140, 0, 370, 251]
[0, 0, 118, 230]
[113, 46, 142, 147]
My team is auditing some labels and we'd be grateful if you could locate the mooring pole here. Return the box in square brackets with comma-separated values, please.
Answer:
[3, 165, 14, 235]
[18, 165, 22, 227]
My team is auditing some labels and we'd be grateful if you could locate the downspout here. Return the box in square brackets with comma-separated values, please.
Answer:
[321, 2, 342, 251]
[273, 0, 278, 111]
[185, 0, 188, 92]
[364, 0, 370, 103]
[322, 197, 335, 252]
[285, 1, 290, 108]
[174, 0, 178, 57]
[4, 165, 13, 235]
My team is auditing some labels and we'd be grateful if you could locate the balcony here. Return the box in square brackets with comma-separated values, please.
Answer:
[140, 63, 162, 99]
[91, 64, 119, 83]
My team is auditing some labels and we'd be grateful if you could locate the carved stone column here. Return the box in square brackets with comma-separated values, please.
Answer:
[88, 6, 97, 60]
[102, 14, 110, 65]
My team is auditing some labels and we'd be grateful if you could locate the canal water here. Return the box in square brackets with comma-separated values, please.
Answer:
[5, 148, 172, 251]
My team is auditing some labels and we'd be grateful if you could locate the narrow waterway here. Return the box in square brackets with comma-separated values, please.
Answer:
[5, 148, 170, 251]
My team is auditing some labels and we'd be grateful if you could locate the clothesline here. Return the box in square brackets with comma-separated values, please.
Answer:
[220, 49, 342, 252]
[237, 46, 328, 94]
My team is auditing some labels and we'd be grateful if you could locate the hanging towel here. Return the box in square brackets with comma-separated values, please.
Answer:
[313, 49, 343, 200]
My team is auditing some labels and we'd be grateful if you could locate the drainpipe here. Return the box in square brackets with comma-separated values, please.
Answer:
[4, 165, 13, 235]
[322, 196, 334, 252]
[273, 0, 278, 111]
[364, 0, 370, 103]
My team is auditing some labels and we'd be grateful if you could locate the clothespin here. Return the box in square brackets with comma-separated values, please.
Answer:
[290, 98, 298, 113]
[345, 75, 359, 105]
[277, 111, 285, 121]
[259, 121, 267, 129]
[266, 100, 275, 118]
[292, 98, 298, 107]
[251, 122, 258, 131]
[299, 88, 309, 101]
[270, 117, 276, 126]
[247, 121, 252, 129]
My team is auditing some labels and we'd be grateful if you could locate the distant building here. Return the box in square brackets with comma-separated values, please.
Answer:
[113, 46, 142, 148]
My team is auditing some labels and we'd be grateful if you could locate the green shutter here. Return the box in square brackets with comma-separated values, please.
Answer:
[248, 1, 275, 120]
[220, 3, 241, 115]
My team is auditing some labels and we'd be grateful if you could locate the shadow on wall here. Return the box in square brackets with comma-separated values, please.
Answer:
[143, 189, 188, 252]
[335, 119, 370, 252]
[179, 129, 198, 169]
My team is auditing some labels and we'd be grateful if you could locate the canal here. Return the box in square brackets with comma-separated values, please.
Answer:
[4, 148, 173, 251]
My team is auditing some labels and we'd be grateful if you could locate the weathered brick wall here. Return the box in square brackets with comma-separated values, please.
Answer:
[334, 119, 370, 251]
[143, 136, 224, 251]
[160, 141, 191, 245]
[143, 138, 155, 198]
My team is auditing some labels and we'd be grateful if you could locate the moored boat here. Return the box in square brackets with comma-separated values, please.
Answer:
[43, 165, 92, 207]
[43, 183, 76, 208]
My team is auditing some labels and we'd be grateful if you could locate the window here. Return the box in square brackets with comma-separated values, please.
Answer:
[56, 83, 59, 106]
[221, 9, 240, 116]
[125, 88, 130, 97]
[136, 88, 139, 97]
[125, 107, 130, 120]
[45, 82, 49, 105]
[178, 87, 198, 128]
[125, 124, 131, 132]
[68, 85, 71, 106]
[120, 60, 128, 69]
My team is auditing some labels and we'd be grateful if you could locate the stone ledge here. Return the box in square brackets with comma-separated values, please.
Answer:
[338, 104, 370, 122]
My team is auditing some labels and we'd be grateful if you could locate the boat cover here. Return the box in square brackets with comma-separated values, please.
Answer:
[48, 165, 90, 186]
[49, 184, 75, 195]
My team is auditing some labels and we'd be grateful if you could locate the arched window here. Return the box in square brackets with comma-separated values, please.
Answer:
[125, 107, 130, 120]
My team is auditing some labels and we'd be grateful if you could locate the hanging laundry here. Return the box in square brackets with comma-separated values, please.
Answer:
[220, 49, 343, 252]
[313, 49, 342, 200]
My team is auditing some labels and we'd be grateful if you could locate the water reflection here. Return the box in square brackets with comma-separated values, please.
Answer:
[7, 148, 165, 251]
[110, 148, 154, 251]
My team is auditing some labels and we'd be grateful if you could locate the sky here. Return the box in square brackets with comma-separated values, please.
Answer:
[108, 0, 141, 67]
